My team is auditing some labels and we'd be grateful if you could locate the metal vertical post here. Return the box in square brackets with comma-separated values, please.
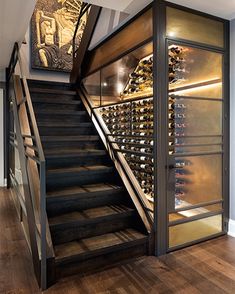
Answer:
[153, 0, 168, 255]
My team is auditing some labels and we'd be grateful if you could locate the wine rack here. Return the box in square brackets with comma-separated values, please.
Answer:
[98, 45, 187, 205]
[168, 96, 192, 208]
[100, 98, 154, 202]
[120, 45, 186, 99]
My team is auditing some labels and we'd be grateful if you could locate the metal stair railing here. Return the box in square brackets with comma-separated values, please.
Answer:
[7, 42, 54, 290]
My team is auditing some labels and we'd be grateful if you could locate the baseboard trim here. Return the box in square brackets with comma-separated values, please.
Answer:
[0, 178, 7, 187]
[228, 219, 235, 237]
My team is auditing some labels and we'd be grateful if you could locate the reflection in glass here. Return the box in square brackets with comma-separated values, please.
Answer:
[169, 45, 223, 98]
[167, 7, 224, 48]
[169, 214, 222, 248]
[100, 42, 153, 105]
[170, 98, 222, 138]
[169, 203, 222, 222]
[169, 154, 222, 210]
[83, 71, 101, 107]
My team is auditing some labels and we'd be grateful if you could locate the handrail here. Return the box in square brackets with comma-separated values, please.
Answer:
[7, 42, 52, 290]
[78, 87, 154, 232]
[72, 3, 91, 59]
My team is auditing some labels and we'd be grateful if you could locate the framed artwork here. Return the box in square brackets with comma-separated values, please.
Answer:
[31, 0, 88, 72]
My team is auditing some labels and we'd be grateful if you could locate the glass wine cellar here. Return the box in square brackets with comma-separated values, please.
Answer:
[81, 1, 229, 254]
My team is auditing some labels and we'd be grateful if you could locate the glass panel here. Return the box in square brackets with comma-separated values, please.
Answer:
[88, 8, 153, 73]
[83, 71, 101, 107]
[13, 146, 24, 200]
[169, 154, 222, 209]
[169, 45, 223, 98]
[100, 42, 153, 105]
[166, 7, 224, 48]
[169, 203, 222, 222]
[169, 214, 222, 248]
[169, 98, 222, 138]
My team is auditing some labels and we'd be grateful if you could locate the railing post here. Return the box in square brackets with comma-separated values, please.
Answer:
[40, 161, 47, 290]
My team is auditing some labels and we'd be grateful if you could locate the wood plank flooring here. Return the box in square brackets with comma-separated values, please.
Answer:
[1, 187, 235, 294]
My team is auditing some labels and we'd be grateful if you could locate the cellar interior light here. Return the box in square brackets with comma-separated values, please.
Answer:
[103, 82, 107, 87]
[168, 31, 175, 37]
[117, 82, 124, 93]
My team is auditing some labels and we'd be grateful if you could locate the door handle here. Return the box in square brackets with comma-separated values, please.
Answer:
[168, 164, 183, 169]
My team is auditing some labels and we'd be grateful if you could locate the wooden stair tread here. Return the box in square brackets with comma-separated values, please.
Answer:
[55, 228, 147, 263]
[47, 183, 124, 198]
[47, 165, 113, 175]
[41, 135, 100, 142]
[30, 88, 76, 95]
[49, 205, 135, 226]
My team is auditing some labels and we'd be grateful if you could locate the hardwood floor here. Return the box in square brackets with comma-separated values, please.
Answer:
[1, 187, 235, 294]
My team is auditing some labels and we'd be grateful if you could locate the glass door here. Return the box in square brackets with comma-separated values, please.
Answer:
[167, 43, 224, 249]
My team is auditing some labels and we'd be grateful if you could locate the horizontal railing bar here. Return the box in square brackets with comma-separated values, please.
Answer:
[10, 173, 27, 216]
[169, 151, 223, 157]
[169, 78, 222, 94]
[170, 134, 223, 139]
[17, 97, 27, 106]
[170, 199, 223, 213]
[93, 95, 153, 109]
[169, 95, 223, 102]
[144, 207, 154, 213]
[22, 134, 35, 139]
[25, 152, 41, 164]
[172, 143, 223, 148]
[24, 143, 38, 151]
[168, 210, 223, 226]
[10, 142, 18, 148]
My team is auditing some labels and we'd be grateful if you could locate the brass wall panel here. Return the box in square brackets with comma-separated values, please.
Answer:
[88, 8, 153, 74]
[167, 7, 224, 48]
[169, 214, 222, 248]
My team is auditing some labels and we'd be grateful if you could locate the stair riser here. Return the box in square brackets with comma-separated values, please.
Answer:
[28, 81, 73, 91]
[31, 93, 76, 101]
[33, 103, 81, 111]
[51, 214, 137, 245]
[42, 141, 102, 150]
[35, 113, 89, 121]
[55, 242, 147, 279]
[46, 170, 116, 190]
[46, 156, 109, 169]
[38, 127, 96, 136]
[47, 191, 127, 217]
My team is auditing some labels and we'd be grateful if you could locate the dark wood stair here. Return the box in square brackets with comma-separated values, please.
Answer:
[29, 80, 149, 285]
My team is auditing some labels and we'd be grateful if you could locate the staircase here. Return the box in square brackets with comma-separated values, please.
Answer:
[28, 80, 149, 282]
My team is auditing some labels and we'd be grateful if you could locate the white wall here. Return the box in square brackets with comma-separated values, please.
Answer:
[229, 18, 235, 236]
[0, 89, 4, 186]
[0, 69, 5, 82]
[19, 29, 70, 83]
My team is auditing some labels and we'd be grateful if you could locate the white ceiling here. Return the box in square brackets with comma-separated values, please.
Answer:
[168, 0, 235, 20]
[84, 0, 235, 19]
[0, 0, 36, 69]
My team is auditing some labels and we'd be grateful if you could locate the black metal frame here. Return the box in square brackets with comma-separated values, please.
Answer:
[154, 0, 230, 254]
[75, 0, 230, 256]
